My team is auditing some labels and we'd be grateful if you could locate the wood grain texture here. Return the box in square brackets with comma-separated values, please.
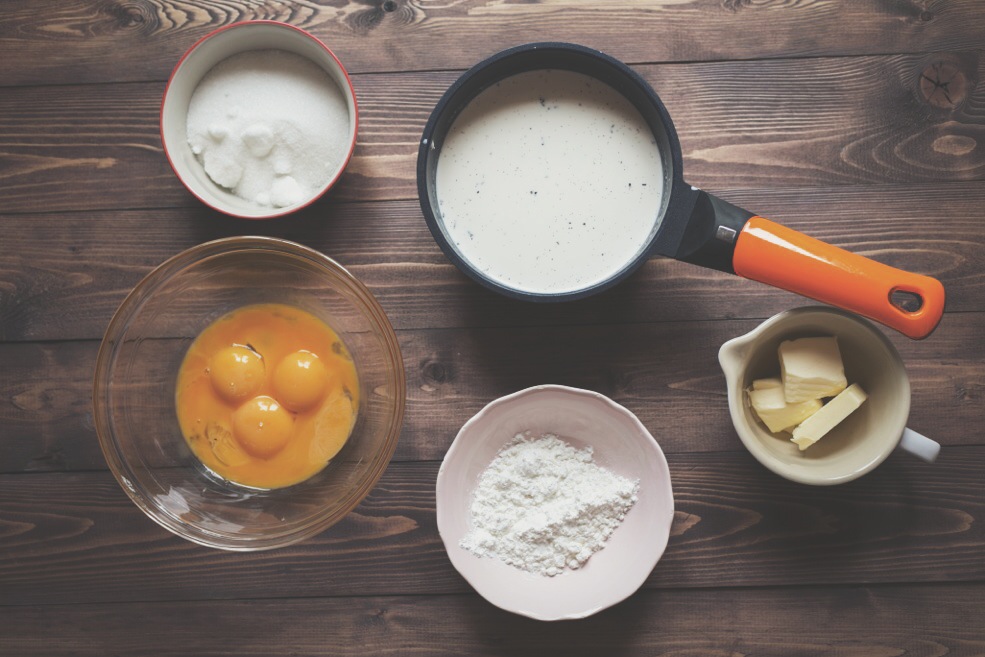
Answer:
[1, 52, 983, 214]
[2, 1, 984, 652]
[1, 0, 983, 85]
[1, 448, 983, 606]
[2, 312, 982, 473]
[3, 584, 984, 656]
[1, 181, 983, 342]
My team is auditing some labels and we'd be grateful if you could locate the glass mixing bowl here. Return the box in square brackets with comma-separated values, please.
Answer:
[93, 237, 405, 550]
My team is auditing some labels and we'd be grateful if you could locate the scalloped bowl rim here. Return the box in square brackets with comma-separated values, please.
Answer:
[436, 384, 675, 620]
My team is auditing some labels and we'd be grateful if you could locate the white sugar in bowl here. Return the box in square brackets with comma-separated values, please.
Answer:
[161, 21, 358, 219]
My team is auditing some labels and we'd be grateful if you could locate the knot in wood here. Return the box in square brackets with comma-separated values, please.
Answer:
[109, 2, 149, 29]
[920, 61, 968, 109]
[348, 4, 385, 31]
[421, 359, 449, 386]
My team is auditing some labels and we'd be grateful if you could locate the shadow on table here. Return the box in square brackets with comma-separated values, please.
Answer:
[456, 591, 654, 657]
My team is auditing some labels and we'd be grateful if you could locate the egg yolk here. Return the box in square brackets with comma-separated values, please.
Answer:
[175, 304, 360, 489]
[309, 393, 356, 463]
[272, 350, 329, 412]
[231, 395, 294, 459]
[209, 345, 265, 403]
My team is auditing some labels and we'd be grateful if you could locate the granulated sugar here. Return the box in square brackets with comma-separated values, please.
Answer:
[186, 49, 350, 209]
[460, 433, 639, 577]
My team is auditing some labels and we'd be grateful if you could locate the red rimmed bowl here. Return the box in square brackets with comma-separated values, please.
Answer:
[161, 21, 358, 219]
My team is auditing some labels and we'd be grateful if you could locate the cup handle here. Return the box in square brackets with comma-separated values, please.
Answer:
[898, 428, 940, 463]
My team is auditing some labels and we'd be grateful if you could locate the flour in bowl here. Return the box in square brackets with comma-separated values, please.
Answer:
[460, 433, 639, 577]
[186, 49, 351, 209]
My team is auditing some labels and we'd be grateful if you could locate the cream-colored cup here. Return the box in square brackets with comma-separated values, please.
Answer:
[719, 307, 939, 485]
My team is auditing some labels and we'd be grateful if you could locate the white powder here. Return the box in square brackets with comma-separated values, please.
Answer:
[186, 49, 351, 209]
[460, 433, 639, 577]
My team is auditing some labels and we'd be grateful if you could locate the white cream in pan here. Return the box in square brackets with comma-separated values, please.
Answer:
[435, 69, 664, 295]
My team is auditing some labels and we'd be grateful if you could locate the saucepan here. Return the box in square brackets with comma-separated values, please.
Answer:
[417, 43, 945, 339]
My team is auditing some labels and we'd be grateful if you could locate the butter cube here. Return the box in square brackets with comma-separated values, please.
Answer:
[748, 385, 824, 433]
[791, 383, 868, 451]
[779, 337, 847, 403]
[751, 377, 782, 390]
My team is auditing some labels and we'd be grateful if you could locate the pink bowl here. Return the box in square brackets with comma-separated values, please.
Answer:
[436, 385, 675, 620]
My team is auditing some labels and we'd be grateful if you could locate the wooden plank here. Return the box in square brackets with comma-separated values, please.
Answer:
[0, 180, 982, 342]
[2, 312, 982, 473]
[2, 583, 984, 656]
[1, 52, 983, 213]
[0, 448, 983, 605]
[1, 0, 983, 85]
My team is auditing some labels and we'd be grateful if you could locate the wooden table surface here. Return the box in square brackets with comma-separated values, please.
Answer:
[2, 1, 984, 654]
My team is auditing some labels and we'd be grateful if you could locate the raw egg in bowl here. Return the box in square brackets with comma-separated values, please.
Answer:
[93, 237, 405, 550]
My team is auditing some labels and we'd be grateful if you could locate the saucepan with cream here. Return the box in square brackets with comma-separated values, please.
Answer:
[417, 43, 945, 340]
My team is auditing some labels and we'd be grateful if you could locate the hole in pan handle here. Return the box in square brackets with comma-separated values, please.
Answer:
[673, 191, 946, 340]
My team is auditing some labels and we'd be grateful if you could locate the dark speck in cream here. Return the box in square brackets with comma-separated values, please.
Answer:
[433, 68, 664, 295]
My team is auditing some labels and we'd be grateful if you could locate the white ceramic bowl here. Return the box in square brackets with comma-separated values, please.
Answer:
[161, 21, 358, 219]
[436, 385, 675, 621]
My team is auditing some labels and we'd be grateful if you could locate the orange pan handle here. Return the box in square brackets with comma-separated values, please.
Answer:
[733, 216, 945, 339]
